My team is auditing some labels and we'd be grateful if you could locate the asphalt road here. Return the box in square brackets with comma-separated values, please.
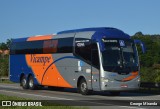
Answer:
[0, 83, 160, 109]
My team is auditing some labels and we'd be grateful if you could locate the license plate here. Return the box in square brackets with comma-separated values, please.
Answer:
[121, 84, 128, 88]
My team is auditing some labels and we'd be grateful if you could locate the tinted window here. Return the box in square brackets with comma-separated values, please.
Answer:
[43, 40, 58, 53]
[10, 37, 74, 54]
[57, 38, 73, 53]
[10, 41, 43, 54]
[75, 38, 92, 63]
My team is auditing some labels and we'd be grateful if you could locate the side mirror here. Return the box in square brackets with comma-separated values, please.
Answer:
[134, 39, 146, 53]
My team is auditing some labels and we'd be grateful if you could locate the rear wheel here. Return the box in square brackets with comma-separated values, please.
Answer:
[21, 76, 29, 89]
[28, 76, 37, 90]
[78, 78, 91, 95]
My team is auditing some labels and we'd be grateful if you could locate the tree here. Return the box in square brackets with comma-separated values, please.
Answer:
[0, 39, 11, 77]
[132, 33, 160, 82]
[0, 39, 12, 50]
[6, 39, 12, 49]
[0, 42, 7, 50]
[134, 31, 143, 36]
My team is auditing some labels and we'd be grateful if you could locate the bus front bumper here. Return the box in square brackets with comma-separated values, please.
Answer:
[100, 76, 140, 91]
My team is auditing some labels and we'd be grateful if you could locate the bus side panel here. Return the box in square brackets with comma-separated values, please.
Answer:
[53, 54, 77, 87]
[52, 53, 78, 88]
[52, 53, 92, 89]
[25, 54, 73, 88]
[10, 55, 24, 83]
[9, 55, 39, 85]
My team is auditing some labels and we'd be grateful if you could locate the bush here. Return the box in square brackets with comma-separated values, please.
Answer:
[0, 55, 9, 77]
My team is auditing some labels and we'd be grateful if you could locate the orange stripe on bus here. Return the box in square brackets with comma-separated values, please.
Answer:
[122, 71, 138, 81]
[27, 35, 53, 41]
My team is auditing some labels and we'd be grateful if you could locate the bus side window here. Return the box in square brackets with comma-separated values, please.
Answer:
[57, 38, 73, 53]
[43, 40, 58, 53]
[75, 38, 91, 63]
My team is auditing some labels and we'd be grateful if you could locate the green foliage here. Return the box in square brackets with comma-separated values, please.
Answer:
[0, 55, 9, 77]
[0, 42, 8, 50]
[0, 39, 11, 50]
[0, 39, 11, 77]
[132, 32, 160, 82]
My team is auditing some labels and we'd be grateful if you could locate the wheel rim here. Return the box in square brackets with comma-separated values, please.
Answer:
[22, 78, 26, 87]
[29, 78, 33, 88]
[81, 82, 87, 92]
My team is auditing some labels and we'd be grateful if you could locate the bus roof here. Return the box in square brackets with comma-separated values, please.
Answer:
[12, 37, 28, 43]
[12, 27, 130, 43]
[57, 27, 116, 34]
[58, 27, 130, 39]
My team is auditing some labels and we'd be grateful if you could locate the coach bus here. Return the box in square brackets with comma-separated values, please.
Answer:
[9, 27, 145, 95]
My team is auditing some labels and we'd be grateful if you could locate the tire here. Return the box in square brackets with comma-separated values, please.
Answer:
[110, 91, 120, 96]
[21, 76, 29, 89]
[78, 78, 91, 95]
[28, 76, 37, 90]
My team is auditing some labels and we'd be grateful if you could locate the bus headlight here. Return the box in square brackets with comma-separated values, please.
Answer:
[101, 77, 109, 82]
[137, 77, 140, 82]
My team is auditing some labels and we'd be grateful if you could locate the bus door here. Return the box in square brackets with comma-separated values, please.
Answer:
[91, 43, 101, 91]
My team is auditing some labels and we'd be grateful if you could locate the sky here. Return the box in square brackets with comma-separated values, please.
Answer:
[0, 0, 160, 43]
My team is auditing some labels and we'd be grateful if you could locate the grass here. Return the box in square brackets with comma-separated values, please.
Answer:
[0, 79, 14, 84]
[0, 94, 88, 109]
[0, 94, 29, 100]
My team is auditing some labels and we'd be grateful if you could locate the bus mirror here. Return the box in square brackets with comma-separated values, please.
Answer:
[134, 39, 146, 53]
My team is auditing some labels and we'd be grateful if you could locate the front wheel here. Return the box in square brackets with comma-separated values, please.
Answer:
[28, 76, 37, 90]
[78, 78, 91, 95]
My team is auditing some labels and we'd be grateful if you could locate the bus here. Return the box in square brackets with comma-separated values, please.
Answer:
[9, 27, 145, 95]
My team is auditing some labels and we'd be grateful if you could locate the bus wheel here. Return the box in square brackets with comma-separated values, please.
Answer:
[79, 78, 90, 95]
[28, 76, 37, 90]
[110, 91, 120, 96]
[21, 76, 29, 89]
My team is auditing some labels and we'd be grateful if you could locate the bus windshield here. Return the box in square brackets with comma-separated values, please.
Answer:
[102, 39, 139, 73]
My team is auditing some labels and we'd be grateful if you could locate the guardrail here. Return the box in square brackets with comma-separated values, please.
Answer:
[140, 82, 160, 90]
[0, 77, 9, 82]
